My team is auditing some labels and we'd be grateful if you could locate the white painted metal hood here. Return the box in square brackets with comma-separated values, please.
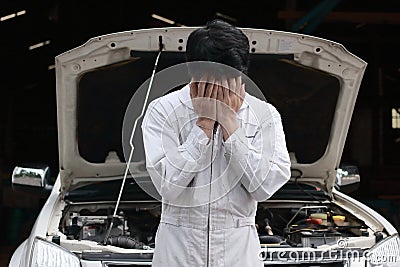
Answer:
[55, 27, 367, 194]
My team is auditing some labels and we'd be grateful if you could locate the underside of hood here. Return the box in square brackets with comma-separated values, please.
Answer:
[55, 27, 367, 195]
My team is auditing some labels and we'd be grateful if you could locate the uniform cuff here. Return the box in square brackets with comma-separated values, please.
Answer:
[182, 125, 211, 160]
[223, 127, 247, 157]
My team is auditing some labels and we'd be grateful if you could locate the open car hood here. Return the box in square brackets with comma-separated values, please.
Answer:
[55, 27, 366, 195]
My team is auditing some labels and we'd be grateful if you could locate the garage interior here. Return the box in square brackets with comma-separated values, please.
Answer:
[0, 0, 400, 264]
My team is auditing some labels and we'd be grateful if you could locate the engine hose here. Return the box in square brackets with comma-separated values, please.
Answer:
[107, 236, 150, 250]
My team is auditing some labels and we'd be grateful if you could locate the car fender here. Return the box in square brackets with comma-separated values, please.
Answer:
[8, 176, 62, 267]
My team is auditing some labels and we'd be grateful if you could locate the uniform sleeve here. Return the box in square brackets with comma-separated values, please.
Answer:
[223, 104, 291, 202]
[141, 100, 213, 203]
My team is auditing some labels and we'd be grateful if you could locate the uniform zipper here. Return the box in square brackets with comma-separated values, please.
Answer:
[206, 124, 218, 267]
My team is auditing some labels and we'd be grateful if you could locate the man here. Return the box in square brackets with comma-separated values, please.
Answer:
[142, 19, 291, 267]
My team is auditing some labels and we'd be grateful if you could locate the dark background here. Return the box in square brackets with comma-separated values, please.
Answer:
[1, 0, 400, 263]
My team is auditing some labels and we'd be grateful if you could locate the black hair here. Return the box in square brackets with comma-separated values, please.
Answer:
[186, 19, 250, 77]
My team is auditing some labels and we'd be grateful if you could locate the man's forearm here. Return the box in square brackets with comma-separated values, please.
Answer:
[196, 117, 216, 139]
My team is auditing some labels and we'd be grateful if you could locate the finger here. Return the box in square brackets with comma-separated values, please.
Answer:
[221, 78, 230, 98]
[221, 80, 230, 107]
[197, 75, 208, 97]
[228, 77, 237, 97]
[237, 76, 242, 96]
[211, 80, 218, 99]
[190, 82, 197, 99]
[216, 81, 223, 102]
[205, 77, 215, 98]
[240, 83, 246, 100]
[236, 75, 242, 89]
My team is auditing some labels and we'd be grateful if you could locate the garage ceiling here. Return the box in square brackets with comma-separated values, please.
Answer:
[1, 0, 399, 87]
[0, 0, 399, 171]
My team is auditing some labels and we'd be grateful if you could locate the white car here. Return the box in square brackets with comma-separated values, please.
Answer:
[9, 26, 400, 267]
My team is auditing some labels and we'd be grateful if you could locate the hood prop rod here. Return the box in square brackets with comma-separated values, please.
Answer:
[102, 36, 164, 246]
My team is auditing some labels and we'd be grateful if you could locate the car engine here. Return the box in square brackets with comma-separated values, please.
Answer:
[58, 200, 371, 251]
[256, 203, 370, 248]
[59, 202, 161, 250]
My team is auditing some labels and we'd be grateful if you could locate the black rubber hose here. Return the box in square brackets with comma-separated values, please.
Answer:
[107, 236, 146, 249]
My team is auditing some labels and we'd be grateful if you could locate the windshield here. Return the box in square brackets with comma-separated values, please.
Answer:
[77, 51, 340, 164]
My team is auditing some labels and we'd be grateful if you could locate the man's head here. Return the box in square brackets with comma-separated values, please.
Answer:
[186, 19, 250, 79]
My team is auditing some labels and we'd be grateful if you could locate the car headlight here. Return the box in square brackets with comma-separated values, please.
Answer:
[368, 234, 400, 266]
[31, 237, 80, 267]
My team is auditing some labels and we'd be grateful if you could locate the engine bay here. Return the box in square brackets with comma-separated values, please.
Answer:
[255, 202, 371, 248]
[58, 199, 376, 252]
[61, 203, 161, 250]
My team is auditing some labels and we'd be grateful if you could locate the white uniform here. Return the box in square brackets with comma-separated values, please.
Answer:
[142, 84, 291, 267]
